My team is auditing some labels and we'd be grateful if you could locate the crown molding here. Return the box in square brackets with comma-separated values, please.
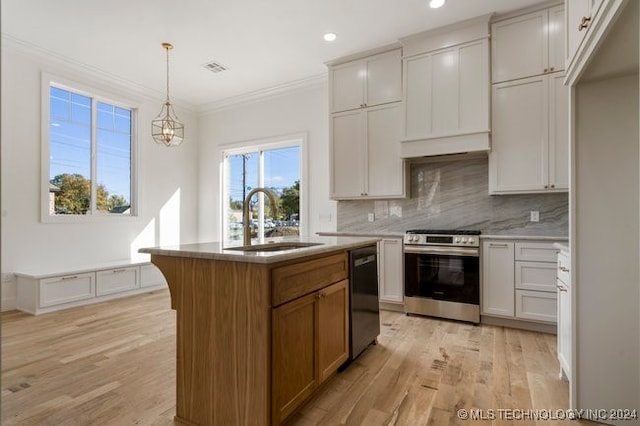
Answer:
[1, 33, 197, 113]
[197, 73, 328, 115]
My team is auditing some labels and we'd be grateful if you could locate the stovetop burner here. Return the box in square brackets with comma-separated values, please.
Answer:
[405, 229, 481, 235]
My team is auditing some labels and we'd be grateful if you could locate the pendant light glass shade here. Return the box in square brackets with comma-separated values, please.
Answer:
[152, 43, 184, 147]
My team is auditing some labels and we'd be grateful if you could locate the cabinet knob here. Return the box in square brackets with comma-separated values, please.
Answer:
[550, 67, 555, 72]
[556, 284, 568, 292]
[544, 68, 548, 73]
[579, 16, 592, 31]
[550, 184, 555, 189]
[544, 185, 549, 189]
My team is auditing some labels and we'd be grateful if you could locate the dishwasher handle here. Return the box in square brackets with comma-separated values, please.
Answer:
[354, 254, 376, 267]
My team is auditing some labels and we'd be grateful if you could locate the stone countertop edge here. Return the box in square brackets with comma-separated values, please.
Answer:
[480, 235, 568, 242]
[316, 231, 404, 238]
[138, 236, 381, 264]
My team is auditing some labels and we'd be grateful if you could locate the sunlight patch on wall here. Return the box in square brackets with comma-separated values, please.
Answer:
[130, 218, 156, 261]
[160, 189, 181, 247]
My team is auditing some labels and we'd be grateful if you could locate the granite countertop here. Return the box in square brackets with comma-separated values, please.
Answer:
[316, 231, 404, 238]
[139, 235, 381, 264]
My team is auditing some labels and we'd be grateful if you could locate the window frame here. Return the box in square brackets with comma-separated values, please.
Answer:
[219, 133, 308, 242]
[41, 73, 140, 223]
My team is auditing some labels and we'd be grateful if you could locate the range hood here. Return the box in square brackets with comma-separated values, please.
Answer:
[400, 131, 490, 158]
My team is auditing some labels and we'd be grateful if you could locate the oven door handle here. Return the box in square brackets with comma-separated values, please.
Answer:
[404, 246, 479, 257]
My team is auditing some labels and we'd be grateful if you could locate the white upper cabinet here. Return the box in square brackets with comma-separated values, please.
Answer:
[330, 49, 402, 113]
[331, 103, 405, 199]
[492, 5, 565, 83]
[490, 72, 568, 194]
[400, 15, 491, 157]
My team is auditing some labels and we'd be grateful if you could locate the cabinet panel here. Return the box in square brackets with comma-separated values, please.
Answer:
[490, 76, 548, 192]
[516, 289, 557, 322]
[96, 267, 139, 296]
[40, 273, 95, 308]
[548, 5, 566, 72]
[332, 110, 365, 198]
[318, 280, 349, 382]
[140, 264, 167, 288]
[492, 10, 548, 82]
[459, 41, 488, 131]
[366, 49, 402, 107]
[404, 55, 432, 138]
[481, 241, 515, 317]
[272, 292, 318, 424]
[431, 49, 459, 133]
[548, 72, 569, 190]
[566, 0, 593, 68]
[515, 261, 557, 292]
[515, 242, 559, 262]
[331, 61, 364, 113]
[378, 238, 403, 303]
[367, 103, 404, 197]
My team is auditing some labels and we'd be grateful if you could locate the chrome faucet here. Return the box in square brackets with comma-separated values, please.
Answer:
[243, 187, 278, 246]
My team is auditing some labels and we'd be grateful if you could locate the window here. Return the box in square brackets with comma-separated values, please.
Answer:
[222, 137, 305, 242]
[43, 77, 137, 220]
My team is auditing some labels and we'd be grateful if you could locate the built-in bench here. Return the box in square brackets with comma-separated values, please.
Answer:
[15, 260, 167, 315]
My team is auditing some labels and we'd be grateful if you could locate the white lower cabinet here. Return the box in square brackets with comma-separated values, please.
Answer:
[556, 250, 571, 381]
[39, 273, 95, 308]
[482, 239, 561, 324]
[16, 262, 167, 315]
[378, 238, 404, 304]
[481, 241, 515, 317]
[96, 267, 139, 296]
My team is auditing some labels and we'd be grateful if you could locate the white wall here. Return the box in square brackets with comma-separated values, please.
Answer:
[574, 73, 639, 423]
[197, 83, 337, 242]
[1, 42, 200, 310]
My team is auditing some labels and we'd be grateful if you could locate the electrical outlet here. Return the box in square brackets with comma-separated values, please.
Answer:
[367, 213, 375, 222]
[530, 211, 540, 222]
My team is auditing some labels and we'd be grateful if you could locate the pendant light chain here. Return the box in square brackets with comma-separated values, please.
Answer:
[151, 42, 184, 146]
[165, 45, 170, 103]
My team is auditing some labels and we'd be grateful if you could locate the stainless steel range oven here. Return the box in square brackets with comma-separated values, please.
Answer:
[404, 229, 480, 324]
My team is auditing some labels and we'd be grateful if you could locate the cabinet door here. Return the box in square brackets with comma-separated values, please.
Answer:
[404, 54, 432, 138]
[272, 292, 318, 424]
[331, 60, 365, 113]
[40, 273, 95, 308]
[557, 278, 571, 380]
[548, 72, 569, 190]
[566, 0, 590, 67]
[366, 103, 404, 198]
[318, 280, 349, 383]
[515, 261, 557, 292]
[378, 238, 403, 303]
[492, 10, 548, 82]
[482, 241, 515, 317]
[490, 75, 548, 193]
[365, 49, 402, 108]
[515, 289, 557, 322]
[548, 5, 565, 72]
[96, 267, 139, 296]
[331, 110, 365, 198]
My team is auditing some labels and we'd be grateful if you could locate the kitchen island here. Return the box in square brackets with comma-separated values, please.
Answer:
[139, 236, 379, 426]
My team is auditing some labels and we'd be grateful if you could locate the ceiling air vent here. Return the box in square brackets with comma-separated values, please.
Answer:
[202, 61, 228, 74]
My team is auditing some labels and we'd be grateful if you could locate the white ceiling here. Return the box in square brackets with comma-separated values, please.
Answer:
[2, 0, 545, 109]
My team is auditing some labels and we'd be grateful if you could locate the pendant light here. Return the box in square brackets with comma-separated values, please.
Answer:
[152, 42, 184, 147]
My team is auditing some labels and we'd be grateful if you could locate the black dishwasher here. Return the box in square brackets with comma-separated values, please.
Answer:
[349, 245, 380, 361]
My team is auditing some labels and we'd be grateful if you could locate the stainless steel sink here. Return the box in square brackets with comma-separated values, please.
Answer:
[225, 242, 323, 253]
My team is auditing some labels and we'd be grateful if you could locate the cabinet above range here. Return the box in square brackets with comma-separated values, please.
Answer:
[399, 14, 491, 158]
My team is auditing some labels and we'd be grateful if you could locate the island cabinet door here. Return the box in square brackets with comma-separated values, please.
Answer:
[272, 291, 318, 425]
[318, 279, 349, 383]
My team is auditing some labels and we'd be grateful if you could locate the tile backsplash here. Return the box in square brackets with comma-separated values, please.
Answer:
[337, 156, 568, 236]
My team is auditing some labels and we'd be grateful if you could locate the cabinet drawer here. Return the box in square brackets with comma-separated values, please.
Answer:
[140, 264, 167, 288]
[272, 253, 348, 306]
[515, 289, 557, 323]
[40, 273, 95, 308]
[96, 267, 139, 296]
[515, 261, 557, 292]
[557, 251, 570, 285]
[515, 242, 559, 262]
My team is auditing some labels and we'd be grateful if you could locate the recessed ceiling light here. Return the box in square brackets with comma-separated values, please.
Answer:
[429, 0, 445, 8]
[324, 33, 337, 42]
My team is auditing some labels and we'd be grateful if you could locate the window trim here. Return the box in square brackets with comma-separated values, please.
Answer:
[218, 133, 308, 242]
[41, 72, 140, 223]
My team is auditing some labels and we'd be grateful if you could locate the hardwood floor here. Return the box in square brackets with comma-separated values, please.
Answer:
[2, 290, 592, 425]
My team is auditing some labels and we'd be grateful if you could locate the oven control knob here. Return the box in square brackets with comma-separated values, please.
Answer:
[461, 237, 467, 243]
[453, 237, 460, 243]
